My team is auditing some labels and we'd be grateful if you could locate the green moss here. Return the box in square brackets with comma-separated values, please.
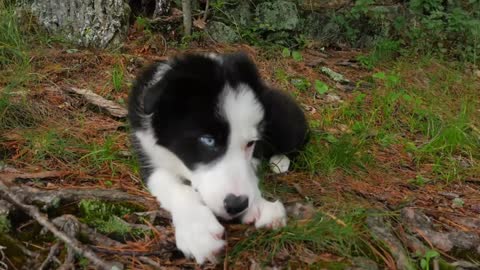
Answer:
[0, 215, 11, 233]
[78, 199, 147, 237]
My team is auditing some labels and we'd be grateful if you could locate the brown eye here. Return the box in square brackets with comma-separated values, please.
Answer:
[246, 141, 255, 148]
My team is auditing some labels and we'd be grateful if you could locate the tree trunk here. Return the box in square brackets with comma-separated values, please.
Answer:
[182, 0, 192, 36]
[25, 0, 131, 48]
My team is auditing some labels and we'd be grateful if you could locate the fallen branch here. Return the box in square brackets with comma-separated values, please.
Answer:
[401, 208, 480, 254]
[366, 215, 416, 270]
[63, 87, 127, 118]
[10, 185, 154, 208]
[51, 214, 175, 257]
[91, 246, 172, 256]
[0, 170, 70, 183]
[0, 181, 121, 270]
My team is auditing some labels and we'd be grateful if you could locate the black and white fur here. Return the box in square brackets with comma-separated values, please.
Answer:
[128, 52, 308, 264]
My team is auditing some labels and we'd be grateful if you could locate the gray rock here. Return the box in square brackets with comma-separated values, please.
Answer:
[26, 0, 130, 48]
[256, 1, 299, 31]
[303, 13, 342, 45]
[207, 21, 239, 43]
[231, 1, 252, 27]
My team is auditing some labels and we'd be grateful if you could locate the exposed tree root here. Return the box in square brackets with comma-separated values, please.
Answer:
[0, 180, 122, 270]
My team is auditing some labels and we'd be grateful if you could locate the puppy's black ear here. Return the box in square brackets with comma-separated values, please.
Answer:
[143, 79, 168, 114]
[260, 88, 309, 156]
[222, 52, 263, 89]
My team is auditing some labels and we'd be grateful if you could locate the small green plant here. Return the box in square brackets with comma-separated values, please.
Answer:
[23, 130, 81, 163]
[419, 249, 440, 270]
[81, 136, 120, 171]
[281, 47, 303, 61]
[291, 51, 303, 62]
[372, 72, 401, 88]
[0, 93, 40, 129]
[408, 175, 431, 187]
[111, 63, 124, 92]
[230, 209, 378, 264]
[293, 132, 369, 175]
[357, 39, 401, 69]
[290, 77, 311, 92]
[314, 80, 329, 95]
[0, 215, 11, 233]
[0, 5, 27, 68]
[452, 197, 464, 208]
[78, 199, 146, 237]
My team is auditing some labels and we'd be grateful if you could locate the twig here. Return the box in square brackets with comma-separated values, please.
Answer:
[0, 246, 7, 270]
[39, 242, 60, 270]
[138, 257, 163, 270]
[0, 181, 120, 270]
[323, 211, 347, 227]
[91, 246, 172, 256]
[202, 0, 209, 21]
[63, 86, 127, 118]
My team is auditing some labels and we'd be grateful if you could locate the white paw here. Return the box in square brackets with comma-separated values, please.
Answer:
[173, 205, 225, 264]
[269, 155, 290, 174]
[242, 199, 287, 229]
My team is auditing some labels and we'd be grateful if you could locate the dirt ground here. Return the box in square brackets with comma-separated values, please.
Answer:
[1, 27, 480, 270]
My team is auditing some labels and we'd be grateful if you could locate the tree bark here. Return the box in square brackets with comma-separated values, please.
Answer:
[182, 0, 192, 36]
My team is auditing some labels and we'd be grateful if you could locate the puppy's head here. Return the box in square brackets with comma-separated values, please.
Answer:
[143, 53, 266, 219]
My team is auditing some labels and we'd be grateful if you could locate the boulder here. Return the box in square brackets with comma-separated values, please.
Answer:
[255, 1, 299, 31]
[303, 12, 342, 45]
[28, 0, 131, 48]
[207, 21, 239, 43]
[231, 1, 252, 27]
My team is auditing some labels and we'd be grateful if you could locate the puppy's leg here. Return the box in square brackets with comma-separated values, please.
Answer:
[148, 169, 225, 264]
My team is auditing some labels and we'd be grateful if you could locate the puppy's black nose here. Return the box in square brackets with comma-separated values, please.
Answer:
[224, 194, 248, 215]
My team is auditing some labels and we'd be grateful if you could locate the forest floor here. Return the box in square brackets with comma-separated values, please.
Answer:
[1, 25, 480, 270]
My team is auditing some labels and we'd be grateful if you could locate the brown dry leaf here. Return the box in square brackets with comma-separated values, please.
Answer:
[171, 8, 182, 16]
[193, 18, 206, 29]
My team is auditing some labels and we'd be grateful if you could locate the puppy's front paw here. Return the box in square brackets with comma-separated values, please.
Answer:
[173, 205, 225, 264]
[243, 199, 287, 229]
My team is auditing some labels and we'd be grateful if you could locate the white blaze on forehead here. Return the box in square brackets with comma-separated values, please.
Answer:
[219, 84, 264, 142]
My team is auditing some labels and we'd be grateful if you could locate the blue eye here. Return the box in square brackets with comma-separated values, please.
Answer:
[199, 136, 215, 147]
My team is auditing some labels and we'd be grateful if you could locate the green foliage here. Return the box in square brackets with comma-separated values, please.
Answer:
[0, 93, 40, 130]
[23, 130, 82, 163]
[290, 77, 310, 92]
[78, 199, 146, 237]
[420, 250, 440, 270]
[314, 80, 329, 95]
[81, 135, 122, 172]
[281, 47, 303, 61]
[407, 1, 480, 64]
[230, 209, 377, 263]
[293, 132, 370, 175]
[0, 215, 11, 233]
[408, 175, 431, 187]
[0, 5, 27, 68]
[357, 39, 401, 69]
[291, 51, 303, 61]
[111, 63, 124, 92]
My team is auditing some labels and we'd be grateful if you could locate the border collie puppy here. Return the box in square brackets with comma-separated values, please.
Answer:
[128, 52, 308, 264]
